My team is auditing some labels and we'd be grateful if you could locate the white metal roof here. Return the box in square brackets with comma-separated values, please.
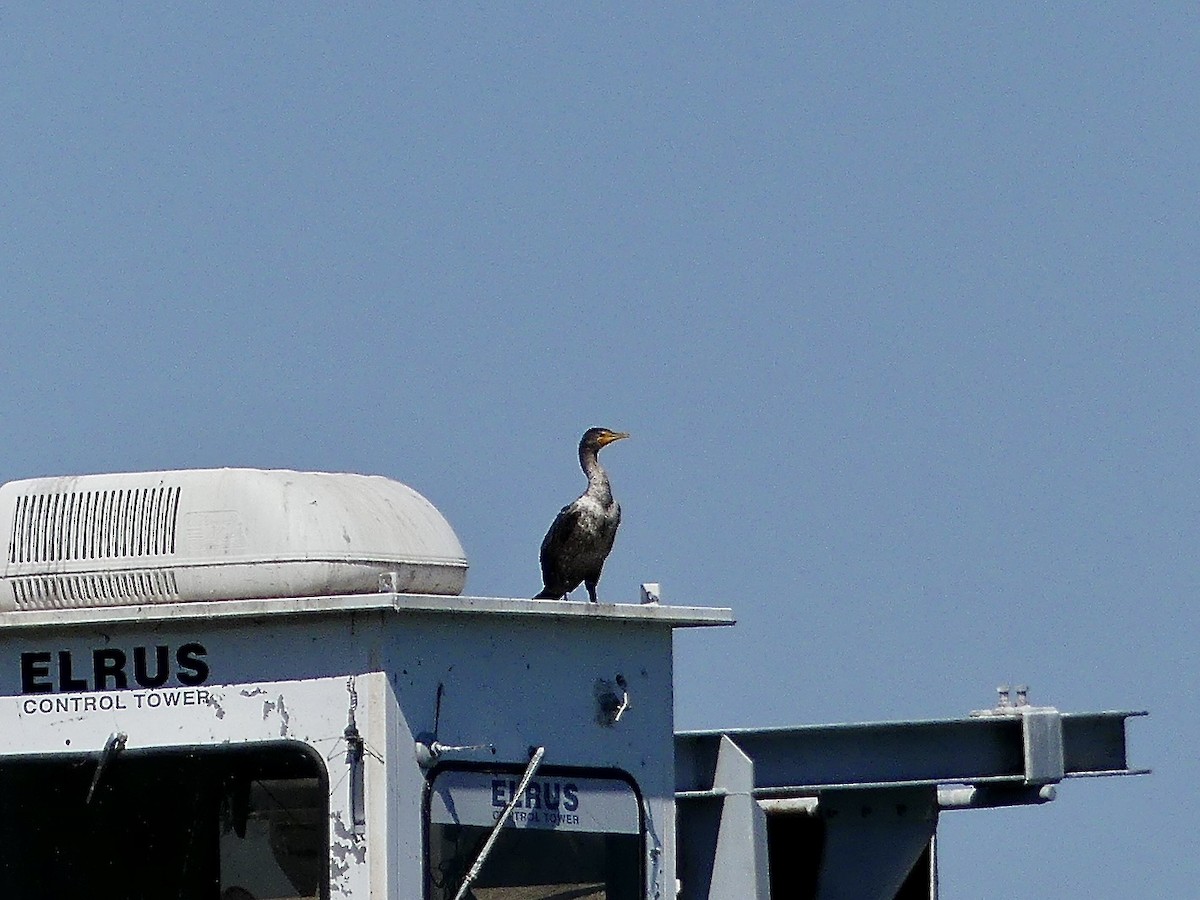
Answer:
[0, 592, 735, 630]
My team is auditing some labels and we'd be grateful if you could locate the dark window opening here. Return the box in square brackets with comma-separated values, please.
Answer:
[766, 812, 824, 899]
[0, 742, 327, 900]
[426, 768, 644, 900]
[765, 813, 934, 900]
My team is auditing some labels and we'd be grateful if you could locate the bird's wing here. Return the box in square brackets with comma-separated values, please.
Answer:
[597, 502, 621, 555]
[540, 503, 582, 572]
[580, 502, 621, 583]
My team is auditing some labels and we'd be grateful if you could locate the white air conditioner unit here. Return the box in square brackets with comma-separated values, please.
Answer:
[0, 468, 468, 611]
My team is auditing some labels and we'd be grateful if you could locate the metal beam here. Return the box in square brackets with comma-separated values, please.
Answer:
[676, 709, 1146, 797]
[674, 707, 1146, 900]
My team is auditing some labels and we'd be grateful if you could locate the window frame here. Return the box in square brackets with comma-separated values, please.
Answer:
[422, 761, 647, 900]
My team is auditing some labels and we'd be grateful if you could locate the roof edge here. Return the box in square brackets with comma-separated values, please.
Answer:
[0, 591, 736, 631]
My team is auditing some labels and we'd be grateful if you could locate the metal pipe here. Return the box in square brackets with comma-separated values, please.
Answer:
[937, 784, 1056, 810]
[757, 796, 820, 816]
[453, 746, 546, 900]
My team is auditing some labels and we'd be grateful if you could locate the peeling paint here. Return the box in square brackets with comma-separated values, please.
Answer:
[276, 695, 289, 736]
[261, 695, 290, 736]
[205, 691, 226, 720]
[329, 811, 367, 895]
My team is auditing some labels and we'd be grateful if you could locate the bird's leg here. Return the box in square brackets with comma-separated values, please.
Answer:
[585, 580, 599, 603]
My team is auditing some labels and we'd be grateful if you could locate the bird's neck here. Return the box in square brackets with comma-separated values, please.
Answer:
[580, 448, 614, 504]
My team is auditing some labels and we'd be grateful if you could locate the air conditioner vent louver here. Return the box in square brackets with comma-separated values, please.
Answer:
[9, 569, 180, 610]
[8, 486, 181, 565]
[0, 468, 468, 611]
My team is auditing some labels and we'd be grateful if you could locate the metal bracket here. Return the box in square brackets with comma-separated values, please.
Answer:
[345, 678, 366, 838]
[1021, 707, 1065, 785]
[415, 682, 496, 769]
[595, 674, 631, 726]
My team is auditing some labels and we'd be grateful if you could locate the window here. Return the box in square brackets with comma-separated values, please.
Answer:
[426, 768, 644, 900]
[0, 742, 327, 900]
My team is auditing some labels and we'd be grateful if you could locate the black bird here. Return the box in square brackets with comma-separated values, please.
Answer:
[534, 427, 630, 603]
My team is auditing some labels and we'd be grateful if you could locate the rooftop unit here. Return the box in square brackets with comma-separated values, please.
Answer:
[0, 468, 467, 610]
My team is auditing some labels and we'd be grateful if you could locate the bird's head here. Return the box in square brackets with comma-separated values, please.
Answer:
[580, 427, 630, 453]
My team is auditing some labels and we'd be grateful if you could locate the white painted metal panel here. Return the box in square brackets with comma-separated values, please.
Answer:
[4, 672, 375, 899]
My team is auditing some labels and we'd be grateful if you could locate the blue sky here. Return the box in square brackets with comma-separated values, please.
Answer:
[2, 6, 1191, 896]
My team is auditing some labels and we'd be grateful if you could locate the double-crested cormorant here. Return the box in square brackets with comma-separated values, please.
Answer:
[534, 427, 629, 603]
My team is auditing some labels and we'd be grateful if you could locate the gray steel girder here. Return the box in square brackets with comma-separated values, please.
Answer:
[674, 709, 1145, 900]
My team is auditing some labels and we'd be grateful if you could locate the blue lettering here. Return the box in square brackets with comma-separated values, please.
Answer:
[488, 778, 581, 813]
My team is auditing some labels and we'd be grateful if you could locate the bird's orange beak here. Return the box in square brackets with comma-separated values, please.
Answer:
[598, 431, 630, 447]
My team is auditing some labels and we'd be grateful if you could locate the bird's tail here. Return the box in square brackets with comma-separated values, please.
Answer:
[532, 588, 558, 600]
